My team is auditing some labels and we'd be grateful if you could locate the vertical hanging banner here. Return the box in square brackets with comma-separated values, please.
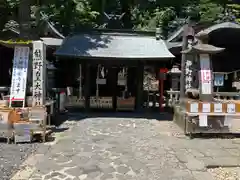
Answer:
[214, 74, 224, 87]
[201, 70, 212, 83]
[32, 41, 46, 107]
[199, 54, 212, 95]
[9, 46, 29, 105]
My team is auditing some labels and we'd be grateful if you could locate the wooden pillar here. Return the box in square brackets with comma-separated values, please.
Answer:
[109, 67, 118, 111]
[84, 63, 91, 111]
[135, 61, 144, 112]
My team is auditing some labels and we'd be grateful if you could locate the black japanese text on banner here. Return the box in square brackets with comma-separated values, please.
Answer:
[10, 46, 29, 105]
[32, 41, 46, 107]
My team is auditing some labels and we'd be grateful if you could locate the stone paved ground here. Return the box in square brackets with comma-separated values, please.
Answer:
[0, 143, 42, 180]
[11, 114, 240, 180]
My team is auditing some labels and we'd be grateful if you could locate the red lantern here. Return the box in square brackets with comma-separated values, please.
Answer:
[159, 68, 168, 80]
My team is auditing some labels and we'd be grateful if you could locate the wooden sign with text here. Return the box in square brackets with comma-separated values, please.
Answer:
[32, 41, 46, 107]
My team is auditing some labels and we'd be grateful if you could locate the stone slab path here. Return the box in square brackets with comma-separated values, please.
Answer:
[11, 115, 240, 180]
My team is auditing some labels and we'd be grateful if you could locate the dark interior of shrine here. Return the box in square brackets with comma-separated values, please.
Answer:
[209, 28, 240, 92]
[209, 28, 240, 72]
[0, 45, 13, 86]
[55, 58, 173, 98]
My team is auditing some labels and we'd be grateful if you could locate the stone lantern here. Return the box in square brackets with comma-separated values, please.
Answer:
[169, 65, 181, 91]
[46, 62, 57, 90]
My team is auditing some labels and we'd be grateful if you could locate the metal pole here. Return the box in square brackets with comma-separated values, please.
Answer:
[180, 19, 190, 101]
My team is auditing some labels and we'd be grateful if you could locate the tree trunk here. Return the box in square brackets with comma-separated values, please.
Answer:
[119, 0, 133, 29]
[19, 0, 31, 39]
[0, 0, 8, 32]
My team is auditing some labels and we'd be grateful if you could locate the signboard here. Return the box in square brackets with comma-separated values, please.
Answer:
[227, 104, 235, 113]
[199, 115, 208, 127]
[214, 103, 222, 113]
[90, 97, 112, 108]
[201, 83, 211, 94]
[199, 54, 213, 96]
[117, 97, 135, 110]
[190, 103, 199, 113]
[214, 74, 224, 87]
[200, 70, 212, 94]
[202, 103, 211, 113]
[201, 70, 211, 83]
[9, 46, 29, 105]
[32, 41, 46, 107]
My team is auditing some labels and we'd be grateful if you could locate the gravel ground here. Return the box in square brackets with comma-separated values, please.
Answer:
[208, 167, 240, 180]
[0, 142, 41, 180]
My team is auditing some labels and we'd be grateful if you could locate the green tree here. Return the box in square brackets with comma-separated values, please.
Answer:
[1, 0, 239, 38]
[39, 0, 99, 34]
[226, 1, 240, 23]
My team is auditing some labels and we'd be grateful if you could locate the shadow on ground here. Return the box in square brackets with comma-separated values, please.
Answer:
[66, 111, 172, 121]
[52, 109, 173, 126]
[190, 133, 240, 139]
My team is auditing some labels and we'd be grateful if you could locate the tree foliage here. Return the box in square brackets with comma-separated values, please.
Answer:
[1, 0, 240, 38]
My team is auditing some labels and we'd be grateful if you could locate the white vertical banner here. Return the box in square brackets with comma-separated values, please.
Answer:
[199, 54, 212, 95]
[9, 46, 29, 105]
[200, 69, 212, 94]
[32, 41, 46, 107]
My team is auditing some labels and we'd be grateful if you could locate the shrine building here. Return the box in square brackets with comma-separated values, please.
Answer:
[54, 29, 175, 112]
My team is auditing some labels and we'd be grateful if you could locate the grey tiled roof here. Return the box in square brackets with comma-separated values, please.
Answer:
[40, 37, 63, 46]
[196, 22, 240, 36]
[165, 41, 182, 49]
[182, 44, 225, 54]
[55, 33, 175, 59]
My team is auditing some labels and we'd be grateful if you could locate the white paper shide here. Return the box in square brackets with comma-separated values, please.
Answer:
[10, 46, 29, 102]
[32, 41, 46, 106]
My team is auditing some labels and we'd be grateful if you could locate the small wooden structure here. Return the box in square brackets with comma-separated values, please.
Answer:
[55, 29, 174, 112]
[0, 13, 64, 143]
